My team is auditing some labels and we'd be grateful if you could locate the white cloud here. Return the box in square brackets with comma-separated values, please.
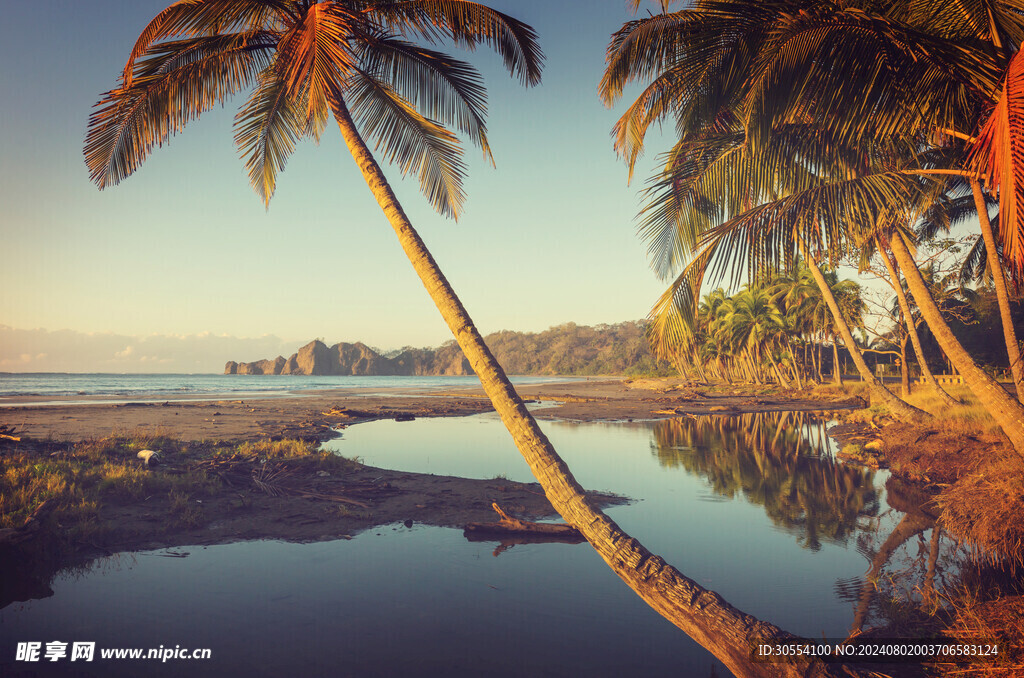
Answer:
[0, 327, 298, 373]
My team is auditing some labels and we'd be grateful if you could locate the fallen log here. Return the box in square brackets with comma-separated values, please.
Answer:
[463, 503, 583, 539]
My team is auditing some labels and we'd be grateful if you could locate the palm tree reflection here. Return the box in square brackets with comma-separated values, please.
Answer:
[649, 413, 880, 550]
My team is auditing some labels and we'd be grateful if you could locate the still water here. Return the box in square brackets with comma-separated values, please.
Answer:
[1, 412, 902, 677]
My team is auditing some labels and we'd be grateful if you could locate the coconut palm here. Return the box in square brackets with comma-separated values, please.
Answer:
[601, 0, 1024, 455]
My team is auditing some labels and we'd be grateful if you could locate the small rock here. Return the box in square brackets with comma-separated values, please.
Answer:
[137, 449, 160, 466]
[316, 470, 331, 477]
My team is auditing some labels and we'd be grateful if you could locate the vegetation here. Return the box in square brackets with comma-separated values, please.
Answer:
[0, 435, 358, 542]
[432, 321, 675, 376]
[672, 264, 866, 386]
[601, 0, 1024, 456]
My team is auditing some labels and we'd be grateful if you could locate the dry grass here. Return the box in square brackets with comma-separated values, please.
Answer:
[938, 570, 1024, 677]
[228, 438, 360, 474]
[903, 385, 1001, 436]
[934, 452, 1024, 567]
[0, 434, 354, 542]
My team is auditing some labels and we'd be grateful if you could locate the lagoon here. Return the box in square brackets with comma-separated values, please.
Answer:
[0, 412, 918, 677]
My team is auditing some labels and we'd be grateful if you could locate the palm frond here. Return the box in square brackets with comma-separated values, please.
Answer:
[346, 70, 467, 218]
[600, 10, 692, 106]
[374, 0, 543, 85]
[746, 8, 998, 151]
[356, 33, 491, 162]
[234, 65, 307, 206]
[85, 31, 272, 188]
[647, 245, 717, 359]
[122, 0, 289, 86]
[277, 2, 358, 128]
[969, 48, 1024, 274]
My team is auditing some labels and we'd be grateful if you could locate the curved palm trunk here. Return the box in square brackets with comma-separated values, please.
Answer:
[801, 244, 925, 418]
[876, 240, 958, 406]
[332, 100, 862, 678]
[890, 235, 1024, 456]
[971, 180, 1024, 402]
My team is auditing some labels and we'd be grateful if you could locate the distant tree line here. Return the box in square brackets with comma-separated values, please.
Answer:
[383, 321, 676, 377]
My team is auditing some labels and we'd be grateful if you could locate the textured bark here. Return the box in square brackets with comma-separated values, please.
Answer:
[332, 99, 864, 678]
[972, 180, 1024, 402]
[801, 245, 925, 419]
[876, 241, 958, 406]
[890, 235, 1024, 456]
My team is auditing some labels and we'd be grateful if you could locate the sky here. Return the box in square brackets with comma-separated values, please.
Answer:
[0, 0, 686, 373]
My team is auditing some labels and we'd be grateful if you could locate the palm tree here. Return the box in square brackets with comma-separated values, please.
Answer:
[600, 0, 1024, 456]
[85, 2, 554, 469]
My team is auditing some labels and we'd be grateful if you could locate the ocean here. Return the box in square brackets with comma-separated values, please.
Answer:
[0, 373, 574, 404]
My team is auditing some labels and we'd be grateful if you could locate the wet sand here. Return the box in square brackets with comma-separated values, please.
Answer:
[0, 377, 866, 443]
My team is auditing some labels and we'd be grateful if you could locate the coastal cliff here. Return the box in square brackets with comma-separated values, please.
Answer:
[225, 322, 673, 376]
[225, 340, 472, 376]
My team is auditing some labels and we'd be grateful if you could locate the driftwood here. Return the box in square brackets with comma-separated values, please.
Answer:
[463, 503, 583, 541]
[0, 424, 21, 441]
[0, 499, 56, 547]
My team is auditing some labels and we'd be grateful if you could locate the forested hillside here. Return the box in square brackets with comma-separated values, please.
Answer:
[226, 321, 674, 376]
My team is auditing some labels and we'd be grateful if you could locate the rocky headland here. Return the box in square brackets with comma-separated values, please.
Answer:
[225, 339, 472, 376]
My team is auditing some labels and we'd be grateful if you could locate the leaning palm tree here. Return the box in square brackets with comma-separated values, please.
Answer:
[86, 4, 863, 675]
[84, 0, 574, 502]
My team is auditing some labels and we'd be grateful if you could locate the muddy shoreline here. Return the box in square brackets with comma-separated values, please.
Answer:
[0, 377, 866, 443]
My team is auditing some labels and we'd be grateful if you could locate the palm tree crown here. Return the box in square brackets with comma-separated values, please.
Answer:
[85, 0, 542, 215]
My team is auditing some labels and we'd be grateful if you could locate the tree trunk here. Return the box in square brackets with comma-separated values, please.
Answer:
[890, 235, 1024, 456]
[801, 244, 925, 418]
[768, 352, 791, 388]
[332, 99, 863, 678]
[876, 240, 958, 405]
[972, 180, 1024, 402]
[833, 340, 843, 386]
[900, 335, 910, 398]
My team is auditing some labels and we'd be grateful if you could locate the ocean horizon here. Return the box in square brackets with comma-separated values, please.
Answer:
[0, 372, 579, 403]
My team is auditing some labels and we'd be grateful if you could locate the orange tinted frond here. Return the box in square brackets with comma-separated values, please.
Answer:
[277, 3, 357, 127]
[123, 0, 287, 86]
[969, 49, 1024, 274]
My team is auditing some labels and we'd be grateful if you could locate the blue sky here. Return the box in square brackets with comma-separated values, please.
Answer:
[0, 1, 680, 371]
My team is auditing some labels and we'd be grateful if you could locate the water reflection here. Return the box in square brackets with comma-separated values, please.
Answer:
[3, 411, 986, 678]
[648, 413, 880, 551]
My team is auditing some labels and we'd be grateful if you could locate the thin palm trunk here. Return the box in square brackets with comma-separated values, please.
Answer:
[971, 180, 1024, 402]
[333, 100, 862, 677]
[769, 352, 791, 387]
[787, 338, 804, 388]
[900, 334, 911, 397]
[876, 239, 958, 405]
[833, 340, 843, 385]
[890, 235, 1024, 456]
[801, 244, 924, 418]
